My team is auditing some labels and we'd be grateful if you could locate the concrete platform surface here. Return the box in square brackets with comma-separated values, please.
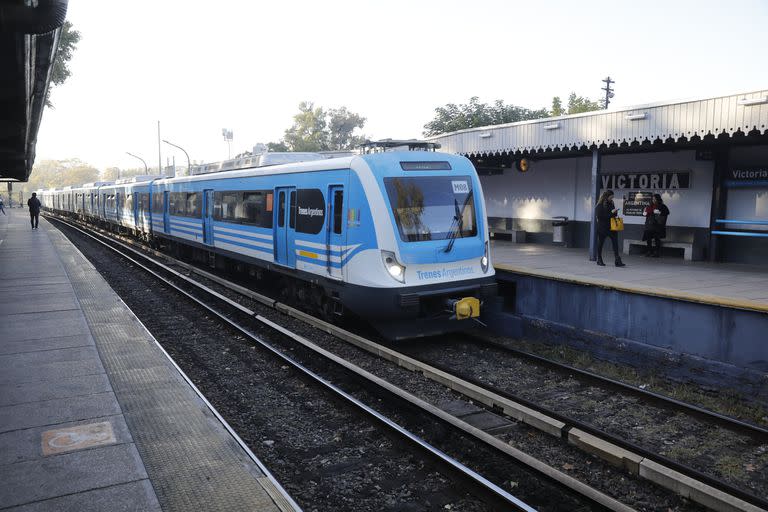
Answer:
[492, 241, 768, 312]
[0, 212, 293, 511]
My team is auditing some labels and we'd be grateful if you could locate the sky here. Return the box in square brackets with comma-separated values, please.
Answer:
[35, 0, 768, 172]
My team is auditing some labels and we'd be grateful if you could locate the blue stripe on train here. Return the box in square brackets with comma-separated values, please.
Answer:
[214, 230, 272, 244]
[171, 227, 201, 237]
[213, 236, 272, 255]
[296, 254, 343, 269]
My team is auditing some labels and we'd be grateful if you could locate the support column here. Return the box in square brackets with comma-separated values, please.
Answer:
[588, 148, 601, 261]
[707, 146, 729, 262]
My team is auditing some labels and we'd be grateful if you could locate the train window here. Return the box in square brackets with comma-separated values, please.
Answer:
[289, 191, 296, 229]
[213, 190, 273, 228]
[277, 191, 285, 228]
[168, 192, 185, 216]
[384, 176, 477, 242]
[186, 193, 201, 217]
[125, 194, 133, 213]
[214, 192, 238, 221]
[295, 189, 325, 235]
[140, 193, 150, 212]
[333, 189, 343, 235]
[151, 192, 163, 213]
[242, 191, 273, 228]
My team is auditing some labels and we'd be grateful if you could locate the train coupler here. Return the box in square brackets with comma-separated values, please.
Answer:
[446, 297, 481, 320]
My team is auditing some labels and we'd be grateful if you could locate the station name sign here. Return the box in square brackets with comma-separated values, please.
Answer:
[601, 171, 690, 190]
[728, 169, 768, 181]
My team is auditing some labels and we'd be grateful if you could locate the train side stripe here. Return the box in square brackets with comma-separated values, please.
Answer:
[213, 225, 273, 240]
[214, 233, 272, 250]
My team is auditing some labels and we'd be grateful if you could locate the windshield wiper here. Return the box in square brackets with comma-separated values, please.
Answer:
[444, 190, 473, 253]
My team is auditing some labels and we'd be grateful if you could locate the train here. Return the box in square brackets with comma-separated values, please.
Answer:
[39, 149, 496, 339]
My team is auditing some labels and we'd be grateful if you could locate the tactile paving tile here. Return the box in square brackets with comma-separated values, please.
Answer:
[47, 230, 283, 512]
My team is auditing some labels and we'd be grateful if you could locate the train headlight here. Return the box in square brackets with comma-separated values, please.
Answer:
[381, 250, 406, 283]
[481, 241, 490, 273]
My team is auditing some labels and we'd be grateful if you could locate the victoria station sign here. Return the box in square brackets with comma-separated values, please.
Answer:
[600, 171, 690, 190]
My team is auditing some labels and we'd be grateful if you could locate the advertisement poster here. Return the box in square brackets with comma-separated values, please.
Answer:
[623, 191, 652, 216]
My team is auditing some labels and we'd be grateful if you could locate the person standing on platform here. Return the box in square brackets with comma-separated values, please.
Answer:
[643, 193, 670, 257]
[0, 196, 5, 215]
[27, 192, 41, 229]
[594, 190, 625, 267]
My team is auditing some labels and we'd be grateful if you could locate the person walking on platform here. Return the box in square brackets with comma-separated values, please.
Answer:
[595, 190, 625, 267]
[27, 192, 41, 229]
[643, 193, 670, 257]
[0, 196, 5, 215]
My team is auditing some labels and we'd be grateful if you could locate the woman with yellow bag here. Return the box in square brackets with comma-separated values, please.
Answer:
[595, 190, 626, 267]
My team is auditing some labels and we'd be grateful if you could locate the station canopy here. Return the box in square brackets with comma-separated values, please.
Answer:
[0, 0, 68, 182]
[427, 90, 768, 161]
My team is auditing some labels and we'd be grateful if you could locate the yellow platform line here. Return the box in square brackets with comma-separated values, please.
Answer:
[494, 263, 768, 314]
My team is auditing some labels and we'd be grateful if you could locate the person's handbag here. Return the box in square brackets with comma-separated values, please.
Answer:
[610, 217, 624, 231]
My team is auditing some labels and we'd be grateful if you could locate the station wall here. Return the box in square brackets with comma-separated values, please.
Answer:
[726, 145, 768, 231]
[720, 145, 768, 263]
[480, 150, 714, 248]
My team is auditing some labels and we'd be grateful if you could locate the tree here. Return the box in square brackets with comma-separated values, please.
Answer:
[101, 167, 146, 181]
[327, 107, 367, 150]
[18, 159, 99, 195]
[551, 93, 602, 116]
[283, 102, 329, 152]
[423, 97, 548, 137]
[266, 141, 288, 152]
[47, 21, 81, 108]
[551, 96, 564, 117]
[281, 102, 366, 152]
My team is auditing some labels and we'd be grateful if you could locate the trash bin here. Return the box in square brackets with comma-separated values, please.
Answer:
[552, 216, 569, 245]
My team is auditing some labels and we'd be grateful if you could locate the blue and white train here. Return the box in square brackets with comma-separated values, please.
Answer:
[41, 150, 496, 339]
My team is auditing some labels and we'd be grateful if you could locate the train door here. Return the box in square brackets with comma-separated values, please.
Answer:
[327, 185, 345, 279]
[163, 191, 170, 233]
[132, 193, 139, 229]
[202, 189, 214, 245]
[137, 193, 145, 231]
[274, 186, 296, 267]
[115, 192, 121, 223]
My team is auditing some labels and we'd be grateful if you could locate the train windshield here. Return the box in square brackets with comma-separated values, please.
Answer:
[384, 176, 477, 242]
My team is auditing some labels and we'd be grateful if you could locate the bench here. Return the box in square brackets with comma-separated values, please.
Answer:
[489, 229, 526, 243]
[623, 239, 700, 261]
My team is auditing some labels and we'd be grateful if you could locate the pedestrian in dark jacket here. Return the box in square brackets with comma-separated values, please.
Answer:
[28, 193, 41, 229]
[594, 189, 625, 267]
[642, 194, 669, 257]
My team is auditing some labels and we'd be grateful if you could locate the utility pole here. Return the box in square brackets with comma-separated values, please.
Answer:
[602, 77, 615, 109]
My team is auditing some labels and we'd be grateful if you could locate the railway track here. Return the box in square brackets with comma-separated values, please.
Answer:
[398, 336, 768, 511]
[49, 216, 631, 512]
[49, 215, 767, 511]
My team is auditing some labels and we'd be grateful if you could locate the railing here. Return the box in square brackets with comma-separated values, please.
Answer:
[711, 219, 768, 238]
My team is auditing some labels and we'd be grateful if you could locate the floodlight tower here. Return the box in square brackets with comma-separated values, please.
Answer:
[222, 128, 233, 159]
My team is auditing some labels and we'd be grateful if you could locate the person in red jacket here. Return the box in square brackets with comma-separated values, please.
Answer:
[642, 194, 670, 257]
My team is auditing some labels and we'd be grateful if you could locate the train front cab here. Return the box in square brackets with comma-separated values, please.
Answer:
[347, 153, 497, 340]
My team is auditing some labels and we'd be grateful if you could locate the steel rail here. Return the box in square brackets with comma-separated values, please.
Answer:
[404, 350, 768, 511]
[49, 215, 766, 512]
[48, 217, 539, 512]
[468, 335, 768, 438]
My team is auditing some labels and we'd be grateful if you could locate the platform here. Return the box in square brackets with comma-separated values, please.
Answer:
[0, 212, 295, 511]
[492, 241, 768, 312]
[489, 240, 767, 377]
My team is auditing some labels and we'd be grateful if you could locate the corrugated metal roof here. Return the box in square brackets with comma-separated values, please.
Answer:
[427, 90, 768, 156]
